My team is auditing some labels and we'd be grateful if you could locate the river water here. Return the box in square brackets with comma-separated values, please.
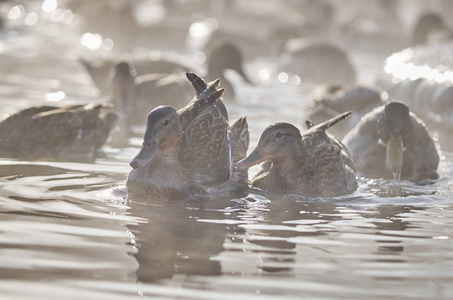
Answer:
[0, 2, 452, 300]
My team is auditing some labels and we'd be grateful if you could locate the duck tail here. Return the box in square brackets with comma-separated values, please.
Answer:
[229, 117, 250, 164]
[305, 120, 316, 129]
[186, 72, 223, 105]
[307, 111, 351, 133]
[178, 73, 224, 129]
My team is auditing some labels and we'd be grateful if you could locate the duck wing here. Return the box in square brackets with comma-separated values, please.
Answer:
[301, 111, 357, 197]
[304, 111, 352, 136]
[178, 73, 224, 129]
[180, 104, 230, 186]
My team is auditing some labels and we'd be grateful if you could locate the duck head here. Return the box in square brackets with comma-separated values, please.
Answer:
[207, 42, 252, 85]
[378, 101, 413, 178]
[129, 106, 182, 169]
[110, 61, 136, 115]
[236, 123, 302, 170]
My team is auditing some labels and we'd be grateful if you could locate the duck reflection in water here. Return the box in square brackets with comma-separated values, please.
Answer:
[127, 198, 233, 283]
[126, 73, 249, 201]
[236, 112, 357, 197]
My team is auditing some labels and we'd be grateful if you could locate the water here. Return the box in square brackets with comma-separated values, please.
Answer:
[1, 2, 453, 300]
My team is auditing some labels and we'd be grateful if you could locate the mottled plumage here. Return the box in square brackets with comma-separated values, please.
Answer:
[343, 101, 439, 182]
[0, 103, 117, 162]
[126, 73, 249, 200]
[237, 112, 357, 197]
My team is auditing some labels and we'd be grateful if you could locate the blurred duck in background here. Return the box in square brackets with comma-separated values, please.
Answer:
[81, 41, 251, 102]
[126, 73, 249, 200]
[335, 0, 405, 52]
[236, 111, 357, 197]
[279, 39, 357, 85]
[307, 85, 384, 139]
[203, 0, 336, 60]
[108, 60, 192, 129]
[411, 12, 452, 46]
[343, 101, 439, 182]
[0, 103, 117, 162]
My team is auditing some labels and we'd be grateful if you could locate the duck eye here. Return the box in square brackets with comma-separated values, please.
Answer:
[163, 119, 170, 126]
[275, 132, 283, 138]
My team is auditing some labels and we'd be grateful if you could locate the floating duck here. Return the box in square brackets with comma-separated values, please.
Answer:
[307, 84, 384, 139]
[412, 12, 452, 46]
[108, 61, 191, 130]
[0, 103, 117, 162]
[236, 111, 357, 197]
[81, 42, 250, 102]
[343, 101, 439, 182]
[126, 73, 249, 200]
[205, 41, 252, 100]
[279, 39, 356, 85]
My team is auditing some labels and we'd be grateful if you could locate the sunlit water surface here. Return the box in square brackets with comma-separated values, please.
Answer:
[1, 3, 453, 300]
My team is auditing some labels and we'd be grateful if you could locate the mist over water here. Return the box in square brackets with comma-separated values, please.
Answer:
[1, 1, 453, 299]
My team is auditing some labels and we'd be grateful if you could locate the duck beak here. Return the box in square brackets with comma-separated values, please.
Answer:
[129, 140, 158, 169]
[385, 134, 403, 177]
[236, 145, 270, 170]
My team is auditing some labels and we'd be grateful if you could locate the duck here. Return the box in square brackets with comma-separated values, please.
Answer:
[204, 41, 252, 100]
[278, 39, 356, 85]
[236, 111, 357, 197]
[79, 54, 191, 98]
[412, 12, 452, 46]
[126, 72, 249, 201]
[108, 60, 192, 129]
[342, 101, 439, 182]
[81, 42, 251, 101]
[307, 84, 384, 139]
[0, 103, 118, 162]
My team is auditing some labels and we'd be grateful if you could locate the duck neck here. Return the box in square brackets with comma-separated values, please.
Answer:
[269, 148, 303, 182]
[127, 142, 197, 199]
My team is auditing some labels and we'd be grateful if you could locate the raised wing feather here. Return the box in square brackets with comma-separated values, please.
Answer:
[180, 104, 230, 185]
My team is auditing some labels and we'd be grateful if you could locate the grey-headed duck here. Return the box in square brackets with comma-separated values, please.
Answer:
[126, 73, 249, 201]
[237, 112, 357, 197]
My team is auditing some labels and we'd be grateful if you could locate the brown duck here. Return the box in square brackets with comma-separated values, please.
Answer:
[343, 101, 439, 182]
[236, 112, 357, 197]
[126, 73, 249, 201]
[0, 103, 117, 162]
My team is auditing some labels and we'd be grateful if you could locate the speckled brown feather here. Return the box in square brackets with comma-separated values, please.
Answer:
[243, 112, 357, 197]
[180, 104, 230, 185]
[127, 73, 249, 200]
[0, 104, 117, 162]
[298, 130, 356, 197]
